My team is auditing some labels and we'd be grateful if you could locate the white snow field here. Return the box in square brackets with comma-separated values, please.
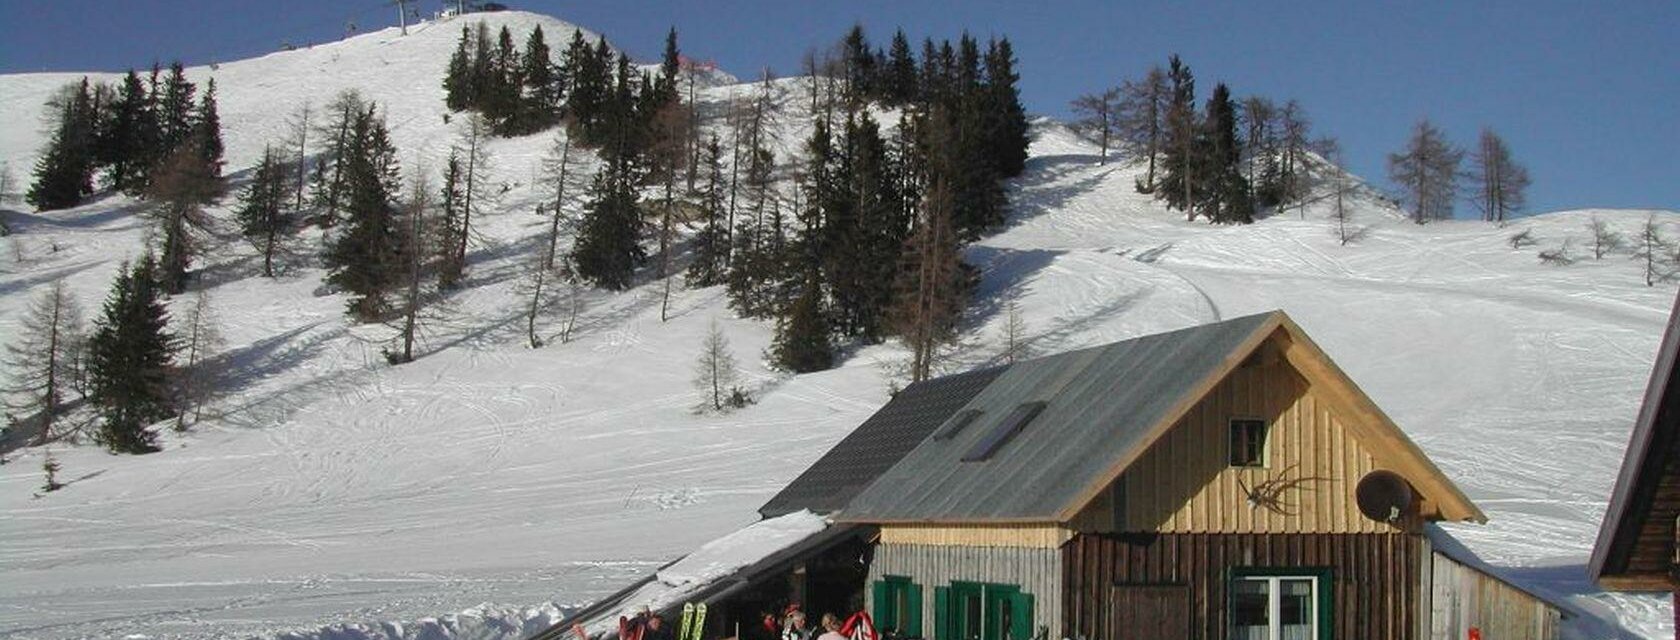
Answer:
[0, 10, 1673, 639]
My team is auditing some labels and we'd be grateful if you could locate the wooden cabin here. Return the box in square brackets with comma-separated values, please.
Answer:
[531, 311, 1564, 640]
[822, 311, 1561, 640]
[1591, 293, 1680, 599]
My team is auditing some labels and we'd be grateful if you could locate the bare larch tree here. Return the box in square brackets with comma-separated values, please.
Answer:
[4, 281, 84, 444]
[1468, 127, 1530, 224]
[1388, 119, 1463, 224]
[1071, 88, 1121, 165]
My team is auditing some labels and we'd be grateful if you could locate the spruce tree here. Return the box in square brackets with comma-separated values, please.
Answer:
[157, 61, 197, 154]
[27, 79, 98, 211]
[571, 160, 644, 290]
[235, 146, 295, 277]
[686, 135, 729, 287]
[884, 30, 917, 105]
[436, 150, 466, 288]
[192, 78, 224, 176]
[1199, 84, 1251, 224]
[1157, 55, 1199, 218]
[520, 25, 562, 132]
[88, 255, 176, 454]
[443, 25, 475, 111]
[325, 105, 405, 320]
[982, 37, 1029, 179]
[99, 70, 156, 193]
[772, 274, 835, 373]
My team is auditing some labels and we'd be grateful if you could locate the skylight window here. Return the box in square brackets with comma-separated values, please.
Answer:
[935, 409, 984, 440]
[961, 402, 1046, 462]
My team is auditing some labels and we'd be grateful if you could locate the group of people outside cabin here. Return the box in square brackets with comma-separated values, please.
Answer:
[768, 606, 877, 640]
[575, 603, 877, 640]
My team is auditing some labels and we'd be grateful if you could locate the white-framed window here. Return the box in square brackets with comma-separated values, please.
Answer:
[1231, 574, 1319, 640]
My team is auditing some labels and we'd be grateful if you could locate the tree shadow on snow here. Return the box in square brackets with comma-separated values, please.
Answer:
[1004, 153, 1120, 229]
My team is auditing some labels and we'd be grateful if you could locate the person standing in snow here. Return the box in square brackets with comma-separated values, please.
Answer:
[814, 614, 846, 640]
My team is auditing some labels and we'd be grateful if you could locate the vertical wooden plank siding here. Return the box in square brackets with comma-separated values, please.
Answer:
[1064, 533, 1423, 640]
[1428, 552, 1561, 640]
[1070, 357, 1406, 535]
[868, 543, 1062, 640]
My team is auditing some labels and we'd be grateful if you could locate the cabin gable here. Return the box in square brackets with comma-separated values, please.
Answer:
[1069, 334, 1424, 535]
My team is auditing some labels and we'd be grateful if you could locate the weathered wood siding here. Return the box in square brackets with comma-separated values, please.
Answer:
[1428, 552, 1560, 640]
[868, 543, 1062, 640]
[1064, 532, 1425, 640]
[878, 525, 1071, 548]
[1070, 352, 1411, 535]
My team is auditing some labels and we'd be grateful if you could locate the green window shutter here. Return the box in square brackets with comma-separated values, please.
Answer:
[872, 580, 893, 631]
[1009, 592, 1034, 640]
[906, 583, 924, 638]
[1317, 568, 1334, 640]
[934, 586, 951, 640]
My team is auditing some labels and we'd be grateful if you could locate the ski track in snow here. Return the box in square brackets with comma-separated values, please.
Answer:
[0, 11, 1674, 640]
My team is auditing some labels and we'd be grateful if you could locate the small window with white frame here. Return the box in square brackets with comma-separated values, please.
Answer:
[1229, 418, 1268, 467]
[1230, 572, 1322, 640]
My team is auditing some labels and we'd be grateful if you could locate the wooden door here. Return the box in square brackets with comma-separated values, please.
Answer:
[1108, 585, 1189, 640]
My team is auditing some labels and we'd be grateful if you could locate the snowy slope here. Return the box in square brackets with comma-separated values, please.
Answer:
[0, 10, 1674, 640]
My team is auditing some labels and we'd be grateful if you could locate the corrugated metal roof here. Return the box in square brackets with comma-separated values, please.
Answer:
[841, 313, 1276, 522]
[1589, 290, 1680, 585]
[759, 366, 1008, 518]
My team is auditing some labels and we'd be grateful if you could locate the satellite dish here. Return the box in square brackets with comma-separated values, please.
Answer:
[1355, 470, 1416, 523]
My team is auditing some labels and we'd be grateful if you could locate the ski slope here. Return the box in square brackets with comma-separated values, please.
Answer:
[0, 10, 1673, 639]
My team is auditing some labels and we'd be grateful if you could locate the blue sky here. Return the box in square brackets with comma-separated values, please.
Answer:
[2, 0, 1675, 214]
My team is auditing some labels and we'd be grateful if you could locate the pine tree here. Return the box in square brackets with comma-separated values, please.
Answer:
[4, 281, 84, 445]
[192, 78, 224, 176]
[520, 25, 562, 132]
[571, 159, 644, 290]
[443, 25, 475, 111]
[235, 146, 295, 277]
[27, 79, 99, 211]
[1199, 84, 1251, 224]
[884, 30, 918, 105]
[469, 22, 495, 110]
[485, 25, 524, 131]
[310, 90, 368, 227]
[772, 274, 835, 373]
[436, 150, 466, 288]
[157, 61, 197, 155]
[99, 70, 156, 193]
[1388, 119, 1462, 224]
[88, 255, 176, 454]
[1157, 55, 1199, 218]
[982, 37, 1029, 179]
[687, 135, 729, 287]
[325, 105, 405, 321]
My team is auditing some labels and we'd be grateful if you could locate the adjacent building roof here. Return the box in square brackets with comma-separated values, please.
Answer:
[838, 311, 1484, 525]
[1590, 292, 1680, 590]
[759, 366, 1008, 518]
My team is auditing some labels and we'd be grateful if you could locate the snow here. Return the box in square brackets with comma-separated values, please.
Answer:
[0, 9, 1673, 640]
[552, 510, 829, 639]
